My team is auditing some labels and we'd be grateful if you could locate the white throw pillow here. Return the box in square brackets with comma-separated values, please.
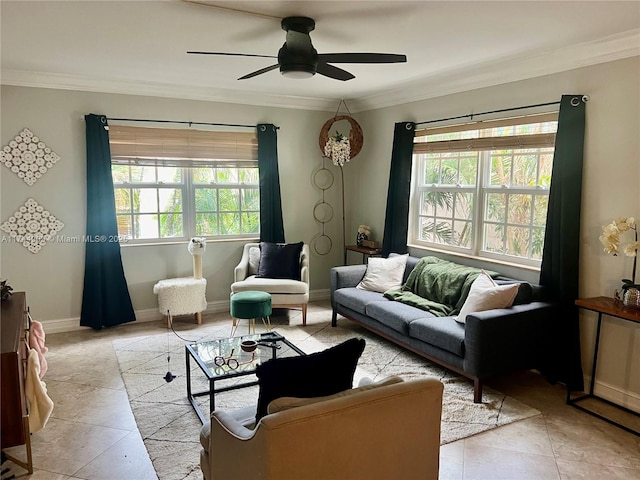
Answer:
[248, 246, 261, 275]
[455, 271, 519, 324]
[356, 254, 409, 293]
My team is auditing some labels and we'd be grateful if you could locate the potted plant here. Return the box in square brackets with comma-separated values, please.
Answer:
[599, 216, 639, 307]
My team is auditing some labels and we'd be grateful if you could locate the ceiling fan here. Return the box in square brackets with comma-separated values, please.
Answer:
[187, 16, 407, 81]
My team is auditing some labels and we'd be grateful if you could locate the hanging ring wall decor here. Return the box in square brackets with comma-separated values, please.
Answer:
[313, 99, 364, 258]
[311, 159, 334, 256]
[318, 115, 364, 161]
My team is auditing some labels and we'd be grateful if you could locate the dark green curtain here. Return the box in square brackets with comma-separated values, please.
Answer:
[539, 95, 586, 392]
[257, 124, 285, 243]
[382, 121, 416, 257]
[80, 114, 136, 330]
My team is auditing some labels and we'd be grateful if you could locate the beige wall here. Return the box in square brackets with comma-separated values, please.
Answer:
[2, 55, 638, 408]
[349, 57, 640, 409]
[0, 87, 343, 321]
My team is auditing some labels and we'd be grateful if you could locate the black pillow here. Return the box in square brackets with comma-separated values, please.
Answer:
[254, 337, 366, 421]
[495, 280, 533, 305]
[256, 241, 303, 280]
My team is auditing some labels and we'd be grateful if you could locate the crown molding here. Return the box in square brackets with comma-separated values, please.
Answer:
[2, 29, 638, 113]
[0, 70, 338, 112]
[350, 29, 640, 112]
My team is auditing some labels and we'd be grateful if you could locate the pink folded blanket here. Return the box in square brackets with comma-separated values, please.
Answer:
[29, 319, 48, 378]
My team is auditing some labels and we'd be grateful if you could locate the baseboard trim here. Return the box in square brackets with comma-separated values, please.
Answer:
[40, 288, 330, 334]
[310, 289, 330, 301]
[583, 375, 640, 414]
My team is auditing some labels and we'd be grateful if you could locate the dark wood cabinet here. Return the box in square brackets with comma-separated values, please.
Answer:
[1, 292, 33, 471]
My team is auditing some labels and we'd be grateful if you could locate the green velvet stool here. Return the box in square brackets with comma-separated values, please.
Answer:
[230, 291, 272, 337]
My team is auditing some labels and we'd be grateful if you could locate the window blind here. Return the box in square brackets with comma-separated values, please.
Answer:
[413, 112, 558, 153]
[109, 125, 258, 168]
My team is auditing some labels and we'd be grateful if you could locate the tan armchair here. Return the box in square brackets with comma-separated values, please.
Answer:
[230, 243, 310, 325]
[199, 377, 444, 480]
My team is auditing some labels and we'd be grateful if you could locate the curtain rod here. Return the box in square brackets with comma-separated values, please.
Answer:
[106, 117, 279, 129]
[415, 100, 563, 127]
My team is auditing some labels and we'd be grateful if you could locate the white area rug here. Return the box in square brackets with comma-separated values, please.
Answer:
[113, 312, 540, 480]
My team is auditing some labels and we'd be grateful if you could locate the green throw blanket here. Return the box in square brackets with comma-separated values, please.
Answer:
[384, 257, 498, 317]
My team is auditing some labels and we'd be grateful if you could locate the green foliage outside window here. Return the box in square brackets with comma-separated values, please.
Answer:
[413, 119, 557, 263]
[112, 164, 259, 241]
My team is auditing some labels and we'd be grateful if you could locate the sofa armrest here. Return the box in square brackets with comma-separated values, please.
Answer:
[300, 244, 310, 284]
[210, 410, 256, 441]
[234, 261, 249, 283]
[234, 244, 256, 283]
[206, 410, 264, 480]
[330, 265, 367, 307]
[463, 301, 557, 379]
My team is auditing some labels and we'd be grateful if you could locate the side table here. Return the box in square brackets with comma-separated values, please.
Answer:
[572, 296, 640, 436]
[344, 245, 382, 265]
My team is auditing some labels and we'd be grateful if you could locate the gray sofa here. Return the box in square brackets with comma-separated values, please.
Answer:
[330, 255, 556, 402]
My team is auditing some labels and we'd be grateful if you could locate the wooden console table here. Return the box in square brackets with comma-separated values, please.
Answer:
[344, 245, 382, 265]
[572, 296, 640, 436]
[1, 292, 34, 472]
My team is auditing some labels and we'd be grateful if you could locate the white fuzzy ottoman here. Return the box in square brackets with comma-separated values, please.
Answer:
[153, 277, 207, 325]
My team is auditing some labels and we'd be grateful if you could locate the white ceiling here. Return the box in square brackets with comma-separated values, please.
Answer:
[2, 0, 639, 112]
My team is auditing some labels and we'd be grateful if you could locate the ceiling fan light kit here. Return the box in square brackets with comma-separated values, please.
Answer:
[188, 16, 407, 81]
[281, 69, 314, 79]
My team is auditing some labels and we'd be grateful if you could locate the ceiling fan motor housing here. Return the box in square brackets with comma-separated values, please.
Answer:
[280, 16, 315, 34]
[278, 42, 318, 78]
[278, 17, 318, 78]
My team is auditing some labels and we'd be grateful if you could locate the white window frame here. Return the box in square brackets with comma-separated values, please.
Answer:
[109, 125, 259, 244]
[409, 113, 558, 268]
[190, 167, 260, 238]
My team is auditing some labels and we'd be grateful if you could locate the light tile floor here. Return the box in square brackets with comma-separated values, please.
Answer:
[3, 301, 640, 480]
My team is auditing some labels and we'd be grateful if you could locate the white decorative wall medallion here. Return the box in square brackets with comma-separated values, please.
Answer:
[1, 198, 64, 254]
[1, 128, 61, 185]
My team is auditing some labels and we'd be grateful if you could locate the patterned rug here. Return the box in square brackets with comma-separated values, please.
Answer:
[113, 308, 540, 480]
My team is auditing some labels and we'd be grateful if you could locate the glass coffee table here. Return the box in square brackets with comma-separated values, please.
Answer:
[186, 331, 306, 424]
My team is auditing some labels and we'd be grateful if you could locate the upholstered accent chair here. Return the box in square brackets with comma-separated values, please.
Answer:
[199, 376, 444, 480]
[230, 243, 310, 326]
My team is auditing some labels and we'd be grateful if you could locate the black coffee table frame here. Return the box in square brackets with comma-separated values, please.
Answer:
[186, 331, 306, 424]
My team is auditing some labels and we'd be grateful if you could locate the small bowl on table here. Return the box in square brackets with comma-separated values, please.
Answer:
[241, 340, 258, 352]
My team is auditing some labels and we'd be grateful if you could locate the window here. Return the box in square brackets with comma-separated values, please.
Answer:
[410, 113, 558, 266]
[109, 126, 259, 242]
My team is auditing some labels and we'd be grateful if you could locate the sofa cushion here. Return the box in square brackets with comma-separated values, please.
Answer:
[257, 241, 303, 280]
[408, 317, 466, 357]
[357, 254, 408, 293]
[389, 253, 420, 283]
[254, 337, 366, 421]
[455, 271, 519, 324]
[248, 246, 261, 275]
[334, 288, 387, 315]
[366, 301, 434, 335]
[231, 276, 308, 294]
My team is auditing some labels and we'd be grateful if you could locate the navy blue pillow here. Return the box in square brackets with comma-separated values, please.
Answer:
[495, 280, 533, 305]
[256, 241, 303, 280]
[255, 337, 366, 421]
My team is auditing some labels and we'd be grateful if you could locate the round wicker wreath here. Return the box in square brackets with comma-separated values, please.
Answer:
[318, 115, 364, 160]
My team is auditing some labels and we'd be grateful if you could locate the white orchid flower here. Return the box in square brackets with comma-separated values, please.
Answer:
[603, 223, 619, 236]
[623, 241, 640, 257]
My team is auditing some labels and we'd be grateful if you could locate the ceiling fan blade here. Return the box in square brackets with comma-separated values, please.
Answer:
[187, 51, 277, 59]
[238, 64, 280, 80]
[318, 53, 407, 64]
[316, 62, 355, 81]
